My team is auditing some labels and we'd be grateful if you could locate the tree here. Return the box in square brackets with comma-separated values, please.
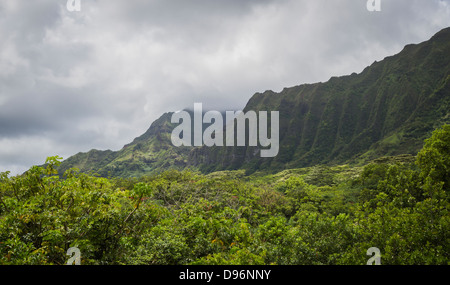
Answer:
[416, 124, 450, 190]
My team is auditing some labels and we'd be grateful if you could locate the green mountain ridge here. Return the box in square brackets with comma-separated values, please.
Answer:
[58, 112, 191, 177]
[189, 27, 450, 173]
[58, 27, 450, 177]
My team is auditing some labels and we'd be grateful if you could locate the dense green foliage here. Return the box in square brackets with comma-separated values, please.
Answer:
[1, 125, 448, 265]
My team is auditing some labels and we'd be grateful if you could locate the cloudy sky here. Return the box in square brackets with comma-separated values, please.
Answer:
[0, 0, 449, 175]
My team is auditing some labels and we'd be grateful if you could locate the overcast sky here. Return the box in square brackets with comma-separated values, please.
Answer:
[1, 0, 449, 175]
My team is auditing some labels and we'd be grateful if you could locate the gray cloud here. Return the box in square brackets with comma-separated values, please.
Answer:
[1, 0, 449, 175]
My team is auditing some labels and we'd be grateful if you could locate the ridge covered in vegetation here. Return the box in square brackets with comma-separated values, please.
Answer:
[57, 27, 450, 178]
[192, 27, 450, 173]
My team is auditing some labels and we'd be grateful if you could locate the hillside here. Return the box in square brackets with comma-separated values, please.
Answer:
[190, 27, 450, 174]
[57, 112, 192, 177]
[57, 110, 228, 177]
[58, 27, 450, 177]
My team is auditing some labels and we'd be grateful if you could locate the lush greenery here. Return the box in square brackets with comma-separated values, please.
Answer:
[1, 125, 448, 265]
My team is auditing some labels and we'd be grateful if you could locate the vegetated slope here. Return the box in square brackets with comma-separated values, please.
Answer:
[58, 27, 450, 177]
[57, 112, 192, 177]
[57, 109, 227, 177]
[190, 27, 450, 174]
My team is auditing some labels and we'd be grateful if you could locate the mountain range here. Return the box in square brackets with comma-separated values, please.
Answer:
[57, 27, 450, 177]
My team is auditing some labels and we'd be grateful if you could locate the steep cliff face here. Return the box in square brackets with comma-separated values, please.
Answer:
[189, 27, 450, 173]
[59, 27, 450, 177]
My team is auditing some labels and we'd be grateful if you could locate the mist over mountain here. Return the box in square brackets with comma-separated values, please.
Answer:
[58, 27, 450, 177]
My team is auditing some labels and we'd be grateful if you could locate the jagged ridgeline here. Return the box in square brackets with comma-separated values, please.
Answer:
[58, 27, 450, 177]
[56, 110, 228, 177]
